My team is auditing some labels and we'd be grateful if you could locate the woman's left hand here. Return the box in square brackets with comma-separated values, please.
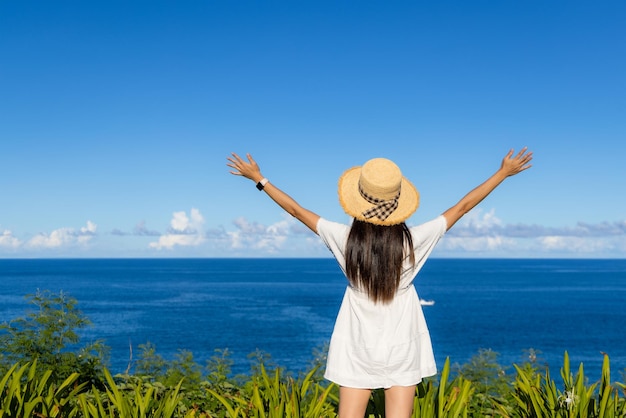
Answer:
[500, 147, 533, 177]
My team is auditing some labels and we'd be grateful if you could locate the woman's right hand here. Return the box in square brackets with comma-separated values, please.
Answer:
[227, 152, 264, 184]
[227, 152, 321, 234]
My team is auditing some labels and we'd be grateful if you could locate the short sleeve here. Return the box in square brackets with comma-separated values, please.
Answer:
[316, 218, 350, 272]
[410, 215, 447, 265]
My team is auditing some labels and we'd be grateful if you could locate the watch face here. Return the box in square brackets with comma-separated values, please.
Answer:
[257, 178, 268, 190]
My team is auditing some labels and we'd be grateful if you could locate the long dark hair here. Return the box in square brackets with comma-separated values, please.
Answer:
[345, 219, 415, 303]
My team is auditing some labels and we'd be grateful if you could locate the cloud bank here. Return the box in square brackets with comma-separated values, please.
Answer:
[223, 215, 315, 254]
[149, 208, 206, 250]
[0, 230, 22, 249]
[111, 221, 161, 237]
[439, 209, 626, 256]
[26, 221, 98, 249]
[208, 209, 626, 257]
[3, 208, 626, 257]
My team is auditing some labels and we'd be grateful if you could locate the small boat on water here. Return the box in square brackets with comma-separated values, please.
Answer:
[419, 299, 435, 306]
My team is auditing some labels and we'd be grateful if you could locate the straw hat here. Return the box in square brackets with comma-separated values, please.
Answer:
[338, 158, 419, 226]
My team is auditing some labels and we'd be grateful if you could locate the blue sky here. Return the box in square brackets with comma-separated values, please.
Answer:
[1, 1, 625, 258]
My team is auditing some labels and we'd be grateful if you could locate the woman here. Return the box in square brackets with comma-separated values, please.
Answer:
[227, 148, 532, 418]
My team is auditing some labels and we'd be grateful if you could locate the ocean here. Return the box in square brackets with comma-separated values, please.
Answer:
[1, 258, 625, 381]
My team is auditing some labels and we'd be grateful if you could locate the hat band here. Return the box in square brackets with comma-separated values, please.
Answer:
[359, 183, 400, 221]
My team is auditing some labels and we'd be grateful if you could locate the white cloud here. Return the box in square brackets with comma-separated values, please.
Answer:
[26, 221, 97, 249]
[447, 210, 626, 240]
[440, 235, 517, 252]
[540, 236, 567, 250]
[225, 215, 318, 254]
[149, 208, 206, 250]
[0, 230, 21, 248]
[435, 209, 626, 256]
[218, 210, 626, 257]
[439, 209, 515, 252]
[443, 209, 506, 238]
[537, 236, 614, 253]
[169, 210, 201, 233]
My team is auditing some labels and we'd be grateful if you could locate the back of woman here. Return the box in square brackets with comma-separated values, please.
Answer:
[228, 148, 532, 417]
[317, 213, 447, 390]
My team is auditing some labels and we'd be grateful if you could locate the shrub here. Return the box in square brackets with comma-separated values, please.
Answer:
[0, 290, 107, 386]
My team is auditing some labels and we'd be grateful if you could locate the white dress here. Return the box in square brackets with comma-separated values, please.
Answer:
[317, 215, 447, 389]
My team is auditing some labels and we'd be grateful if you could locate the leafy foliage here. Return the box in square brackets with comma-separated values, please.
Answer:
[509, 351, 626, 418]
[0, 290, 107, 385]
[75, 368, 185, 418]
[0, 360, 87, 417]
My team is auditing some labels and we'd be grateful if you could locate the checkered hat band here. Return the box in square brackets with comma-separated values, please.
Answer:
[359, 183, 400, 221]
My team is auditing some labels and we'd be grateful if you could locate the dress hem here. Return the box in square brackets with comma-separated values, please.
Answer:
[323, 367, 438, 390]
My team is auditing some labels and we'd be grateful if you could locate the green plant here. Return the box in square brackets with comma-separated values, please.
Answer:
[509, 351, 626, 418]
[1, 351, 624, 418]
[75, 368, 185, 418]
[0, 360, 87, 417]
[134, 342, 168, 381]
[411, 357, 474, 418]
[0, 290, 108, 385]
[207, 362, 336, 417]
[454, 348, 514, 416]
[205, 349, 235, 388]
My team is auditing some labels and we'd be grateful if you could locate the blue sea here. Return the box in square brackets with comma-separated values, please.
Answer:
[1, 258, 625, 381]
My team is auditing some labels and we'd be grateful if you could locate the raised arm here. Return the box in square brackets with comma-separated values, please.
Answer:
[227, 152, 321, 234]
[442, 148, 533, 231]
